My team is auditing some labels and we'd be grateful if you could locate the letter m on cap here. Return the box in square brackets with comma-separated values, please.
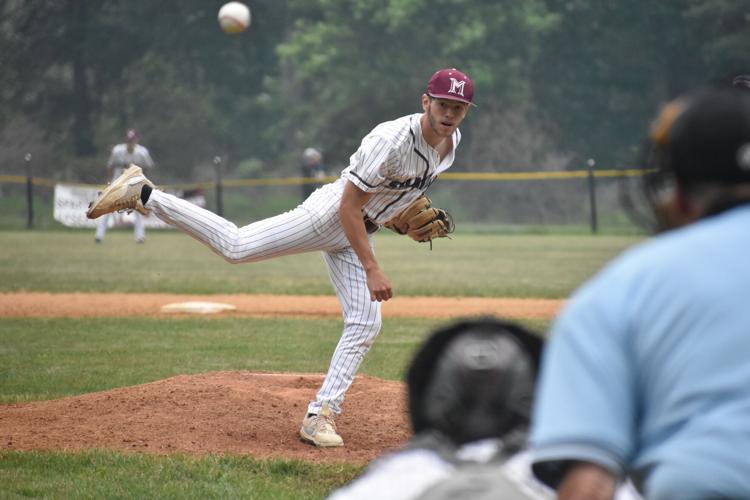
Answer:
[448, 77, 466, 97]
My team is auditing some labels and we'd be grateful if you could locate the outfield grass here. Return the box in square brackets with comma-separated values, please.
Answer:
[0, 230, 641, 297]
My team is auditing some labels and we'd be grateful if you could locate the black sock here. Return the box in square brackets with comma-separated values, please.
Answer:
[140, 184, 152, 205]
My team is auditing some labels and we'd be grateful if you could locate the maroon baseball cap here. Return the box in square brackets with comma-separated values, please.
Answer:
[426, 68, 474, 106]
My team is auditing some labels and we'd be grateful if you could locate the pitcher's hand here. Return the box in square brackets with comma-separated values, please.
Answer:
[366, 267, 392, 302]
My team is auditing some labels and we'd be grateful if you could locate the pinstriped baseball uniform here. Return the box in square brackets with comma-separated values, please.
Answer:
[146, 112, 462, 417]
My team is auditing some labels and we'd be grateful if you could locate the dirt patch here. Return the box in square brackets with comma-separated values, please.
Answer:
[0, 372, 410, 463]
[0, 292, 563, 319]
[0, 372, 408, 465]
[0, 292, 562, 464]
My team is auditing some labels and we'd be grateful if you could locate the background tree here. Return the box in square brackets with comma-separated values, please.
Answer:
[0, 0, 748, 184]
[530, 0, 750, 170]
[271, 0, 558, 172]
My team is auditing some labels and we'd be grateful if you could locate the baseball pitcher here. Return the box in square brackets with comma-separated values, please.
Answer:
[85, 68, 472, 447]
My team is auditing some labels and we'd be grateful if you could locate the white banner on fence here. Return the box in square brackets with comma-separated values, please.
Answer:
[53, 183, 206, 229]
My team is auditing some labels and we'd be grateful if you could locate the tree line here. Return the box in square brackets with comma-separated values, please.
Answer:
[1, 0, 747, 183]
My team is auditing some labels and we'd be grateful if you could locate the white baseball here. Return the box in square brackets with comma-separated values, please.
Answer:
[218, 2, 251, 34]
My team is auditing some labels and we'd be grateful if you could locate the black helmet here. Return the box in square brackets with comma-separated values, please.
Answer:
[647, 87, 750, 188]
[406, 317, 543, 445]
[624, 86, 750, 231]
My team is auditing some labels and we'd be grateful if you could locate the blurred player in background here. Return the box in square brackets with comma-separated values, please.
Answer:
[86, 68, 473, 447]
[531, 87, 750, 499]
[329, 317, 641, 500]
[95, 129, 155, 244]
[300, 147, 326, 200]
[732, 74, 750, 89]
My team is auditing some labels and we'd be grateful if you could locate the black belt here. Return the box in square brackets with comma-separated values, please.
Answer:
[363, 215, 380, 234]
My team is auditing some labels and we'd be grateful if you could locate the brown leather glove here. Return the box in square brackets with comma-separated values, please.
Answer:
[383, 196, 455, 244]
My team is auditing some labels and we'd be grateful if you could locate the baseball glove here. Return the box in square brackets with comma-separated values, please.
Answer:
[384, 196, 455, 244]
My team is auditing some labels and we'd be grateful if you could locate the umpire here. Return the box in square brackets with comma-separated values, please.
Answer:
[531, 87, 750, 499]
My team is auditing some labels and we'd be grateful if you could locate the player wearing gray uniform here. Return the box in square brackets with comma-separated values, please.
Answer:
[86, 68, 473, 447]
[95, 129, 155, 244]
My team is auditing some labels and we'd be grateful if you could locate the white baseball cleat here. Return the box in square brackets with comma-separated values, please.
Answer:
[86, 164, 154, 219]
[299, 403, 344, 447]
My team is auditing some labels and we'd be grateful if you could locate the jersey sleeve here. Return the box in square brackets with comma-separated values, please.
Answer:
[530, 265, 638, 487]
[343, 135, 395, 192]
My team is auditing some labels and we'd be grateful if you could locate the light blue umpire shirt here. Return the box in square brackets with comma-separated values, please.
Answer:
[530, 204, 750, 500]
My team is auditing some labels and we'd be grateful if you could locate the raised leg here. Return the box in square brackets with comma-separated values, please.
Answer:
[146, 190, 349, 262]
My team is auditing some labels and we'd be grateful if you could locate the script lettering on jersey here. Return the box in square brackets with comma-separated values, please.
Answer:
[449, 78, 466, 97]
[386, 173, 436, 190]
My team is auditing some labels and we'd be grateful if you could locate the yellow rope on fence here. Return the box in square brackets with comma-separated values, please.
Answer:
[0, 175, 57, 187]
[0, 169, 648, 190]
[439, 169, 646, 181]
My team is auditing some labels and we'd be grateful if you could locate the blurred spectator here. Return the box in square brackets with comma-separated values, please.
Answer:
[95, 129, 155, 244]
[733, 74, 750, 90]
[531, 87, 750, 499]
[301, 147, 326, 200]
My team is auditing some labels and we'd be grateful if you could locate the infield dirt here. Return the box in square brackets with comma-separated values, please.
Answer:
[0, 293, 562, 464]
[0, 292, 563, 319]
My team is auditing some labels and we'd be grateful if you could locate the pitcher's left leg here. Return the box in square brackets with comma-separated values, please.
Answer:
[309, 246, 382, 416]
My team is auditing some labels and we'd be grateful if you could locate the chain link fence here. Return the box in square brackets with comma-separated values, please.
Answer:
[0, 169, 646, 234]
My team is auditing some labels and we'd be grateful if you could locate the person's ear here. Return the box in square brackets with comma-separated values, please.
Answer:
[421, 94, 430, 112]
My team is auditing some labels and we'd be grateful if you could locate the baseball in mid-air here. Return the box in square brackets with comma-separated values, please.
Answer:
[218, 2, 251, 34]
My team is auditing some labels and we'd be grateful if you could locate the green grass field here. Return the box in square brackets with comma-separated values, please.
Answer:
[0, 229, 642, 498]
[0, 451, 358, 499]
[0, 230, 640, 297]
[0, 316, 453, 404]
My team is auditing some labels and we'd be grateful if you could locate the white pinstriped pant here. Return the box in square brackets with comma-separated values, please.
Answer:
[148, 190, 382, 416]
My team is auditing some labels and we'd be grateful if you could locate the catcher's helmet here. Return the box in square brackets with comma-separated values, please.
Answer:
[406, 317, 542, 445]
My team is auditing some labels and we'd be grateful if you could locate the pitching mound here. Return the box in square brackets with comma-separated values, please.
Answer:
[0, 372, 410, 464]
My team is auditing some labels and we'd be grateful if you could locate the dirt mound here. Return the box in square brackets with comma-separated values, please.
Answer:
[0, 372, 410, 464]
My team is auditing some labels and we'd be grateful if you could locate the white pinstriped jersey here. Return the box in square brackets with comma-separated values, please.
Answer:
[302, 113, 461, 225]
